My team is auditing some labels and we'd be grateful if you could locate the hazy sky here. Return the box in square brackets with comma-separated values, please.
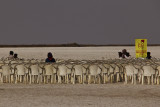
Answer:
[0, 0, 160, 45]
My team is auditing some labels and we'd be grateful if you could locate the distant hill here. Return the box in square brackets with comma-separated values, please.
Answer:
[0, 43, 160, 47]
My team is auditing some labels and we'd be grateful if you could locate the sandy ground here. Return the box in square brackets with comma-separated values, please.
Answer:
[0, 46, 160, 107]
[0, 46, 160, 60]
[0, 83, 160, 107]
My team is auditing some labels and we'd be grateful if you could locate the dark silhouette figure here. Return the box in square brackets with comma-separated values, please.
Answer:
[126, 52, 130, 57]
[120, 49, 131, 59]
[118, 52, 122, 59]
[146, 52, 151, 59]
[8, 51, 14, 60]
[45, 52, 56, 63]
[14, 53, 18, 59]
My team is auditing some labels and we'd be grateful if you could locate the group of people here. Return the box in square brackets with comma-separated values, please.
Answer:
[8, 51, 56, 63]
[7, 49, 152, 63]
[8, 51, 18, 60]
[118, 49, 131, 59]
[118, 49, 152, 59]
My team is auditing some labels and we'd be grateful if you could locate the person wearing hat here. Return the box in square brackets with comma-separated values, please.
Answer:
[45, 52, 56, 63]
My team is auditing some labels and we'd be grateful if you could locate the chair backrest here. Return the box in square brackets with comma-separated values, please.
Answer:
[30, 64, 40, 75]
[65, 64, 73, 74]
[57, 65, 67, 76]
[2, 65, 12, 76]
[89, 65, 101, 75]
[15, 65, 27, 75]
[44, 64, 54, 75]
[143, 65, 155, 76]
[99, 64, 108, 74]
[73, 65, 85, 75]
[125, 65, 134, 76]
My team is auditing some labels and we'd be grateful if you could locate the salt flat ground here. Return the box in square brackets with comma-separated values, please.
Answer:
[0, 46, 160, 59]
[0, 46, 160, 107]
[0, 83, 160, 107]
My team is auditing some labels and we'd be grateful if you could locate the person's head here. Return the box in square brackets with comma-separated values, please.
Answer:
[47, 52, 53, 58]
[10, 51, 14, 55]
[122, 49, 127, 54]
[14, 53, 18, 58]
[118, 52, 122, 58]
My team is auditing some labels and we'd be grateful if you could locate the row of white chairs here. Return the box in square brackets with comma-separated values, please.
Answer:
[0, 58, 160, 85]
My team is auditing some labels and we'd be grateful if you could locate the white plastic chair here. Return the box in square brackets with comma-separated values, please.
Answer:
[15, 64, 28, 84]
[124, 65, 138, 84]
[29, 64, 42, 84]
[142, 65, 156, 85]
[72, 65, 86, 84]
[57, 65, 68, 84]
[1, 65, 13, 83]
[88, 65, 102, 84]
[43, 64, 57, 84]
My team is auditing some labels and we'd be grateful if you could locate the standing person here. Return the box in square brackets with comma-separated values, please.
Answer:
[45, 52, 56, 63]
[8, 51, 14, 60]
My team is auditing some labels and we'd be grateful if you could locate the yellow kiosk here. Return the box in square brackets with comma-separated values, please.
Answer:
[135, 39, 147, 58]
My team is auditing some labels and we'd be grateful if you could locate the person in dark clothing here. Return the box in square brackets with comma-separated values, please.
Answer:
[122, 49, 127, 58]
[118, 52, 123, 59]
[45, 52, 56, 63]
[8, 51, 14, 60]
[14, 53, 18, 59]
[146, 52, 151, 59]
[126, 52, 130, 57]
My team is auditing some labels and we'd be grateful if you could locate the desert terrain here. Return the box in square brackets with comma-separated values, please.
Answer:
[0, 46, 160, 60]
[0, 46, 160, 107]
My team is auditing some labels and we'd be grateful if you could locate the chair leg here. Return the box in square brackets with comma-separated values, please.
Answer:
[134, 74, 136, 85]
[88, 75, 91, 84]
[157, 76, 159, 85]
[8, 76, 10, 83]
[98, 75, 101, 84]
[15, 75, 17, 84]
[151, 75, 154, 85]
[72, 74, 75, 84]
[131, 74, 134, 84]
[30, 75, 32, 84]
[94, 76, 96, 84]
[125, 74, 127, 84]
[147, 76, 150, 85]
[142, 75, 144, 85]
[58, 76, 61, 83]
[111, 74, 113, 83]
[51, 75, 53, 84]
[103, 74, 106, 84]
[54, 75, 56, 83]
[106, 75, 108, 83]
[82, 75, 85, 84]
[117, 73, 119, 82]
[1, 75, 3, 83]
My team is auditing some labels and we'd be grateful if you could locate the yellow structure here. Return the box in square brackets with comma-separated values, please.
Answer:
[135, 39, 147, 58]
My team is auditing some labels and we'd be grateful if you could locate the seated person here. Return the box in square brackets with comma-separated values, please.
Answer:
[126, 52, 131, 59]
[8, 51, 14, 60]
[14, 53, 19, 60]
[118, 52, 123, 59]
[45, 52, 56, 63]
[146, 52, 151, 59]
